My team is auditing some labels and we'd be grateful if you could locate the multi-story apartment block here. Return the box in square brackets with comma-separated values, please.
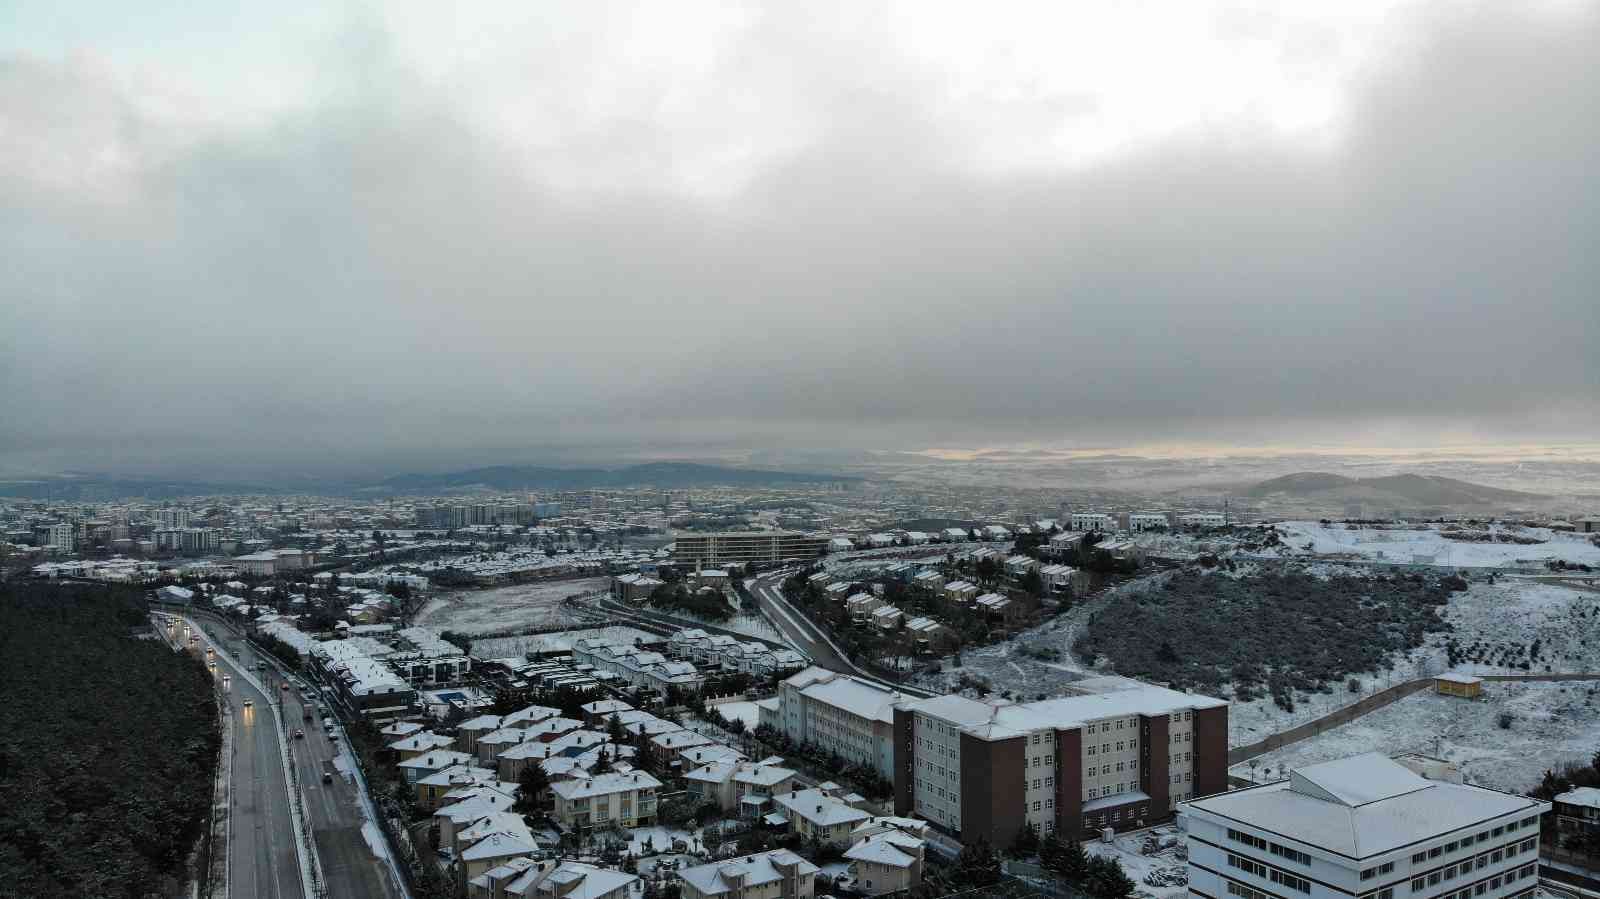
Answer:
[47, 522, 76, 552]
[549, 770, 661, 831]
[1068, 512, 1118, 533]
[671, 531, 828, 567]
[679, 849, 819, 899]
[1177, 512, 1228, 528]
[1182, 754, 1548, 899]
[893, 675, 1227, 847]
[767, 666, 899, 780]
[1128, 512, 1172, 532]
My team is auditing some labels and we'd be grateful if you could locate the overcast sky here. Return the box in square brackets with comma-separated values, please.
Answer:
[3, 1, 1597, 478]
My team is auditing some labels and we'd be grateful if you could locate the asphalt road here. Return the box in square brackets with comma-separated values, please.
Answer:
[281, 684, 404, 899]
[188, 617, 405, 899]
[745, 572, 934, 698]
[182, 618, 308, 899]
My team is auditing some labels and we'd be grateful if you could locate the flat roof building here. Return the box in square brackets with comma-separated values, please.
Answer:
[672, 531, 828, 567]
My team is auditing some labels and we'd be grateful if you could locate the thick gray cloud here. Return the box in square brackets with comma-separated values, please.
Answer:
[1, 2, 1596, 477]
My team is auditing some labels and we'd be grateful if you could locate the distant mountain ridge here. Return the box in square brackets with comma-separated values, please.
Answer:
[376, 461, 859, 491]
[1243, 471, 1546, 506]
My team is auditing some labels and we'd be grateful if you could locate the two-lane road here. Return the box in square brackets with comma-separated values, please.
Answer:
[745, 572, 935, 698]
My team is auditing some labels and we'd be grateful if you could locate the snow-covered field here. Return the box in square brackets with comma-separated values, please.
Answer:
[471, 625, 658, 659]
[712, 700, 762, 729]
[1261, 521, 1600, 568]
[1234, 679, 1600, 793]
[415, 577, 609, 635]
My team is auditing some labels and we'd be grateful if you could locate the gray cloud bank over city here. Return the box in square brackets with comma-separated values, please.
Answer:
[2, 2, 1597, 479]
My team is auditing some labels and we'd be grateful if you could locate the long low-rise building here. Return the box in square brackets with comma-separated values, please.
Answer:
[672, 531, 829, 567]
[1181, 753, 1547, 899]
[893, 675, 1228, 847]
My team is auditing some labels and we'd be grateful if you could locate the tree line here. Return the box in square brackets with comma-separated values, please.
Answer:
[0, 582, 221, 897]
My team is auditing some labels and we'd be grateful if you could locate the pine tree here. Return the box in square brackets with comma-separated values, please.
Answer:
[1009, 823, 1041, 858]
[1038, 830, 1065, 872]
[1084, 855, 1136, 899]
[954, 839, 1002, 887]
[1059, 836, 1089, 884]
[514, 763, 550, 814]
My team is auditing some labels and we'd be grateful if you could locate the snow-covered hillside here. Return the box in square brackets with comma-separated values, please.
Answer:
[1258, 521, 1600, 568]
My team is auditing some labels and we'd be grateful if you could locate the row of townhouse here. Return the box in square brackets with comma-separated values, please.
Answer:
[571, 638, 705, 696]
[668, 629, 808, 677]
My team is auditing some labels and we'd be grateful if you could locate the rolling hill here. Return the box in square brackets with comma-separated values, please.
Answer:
[1242, 472, 1546, 507]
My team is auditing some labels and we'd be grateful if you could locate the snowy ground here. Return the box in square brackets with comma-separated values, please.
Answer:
[1228, 574, 1600, 743]
[906, 558, 1600, 764]
[472, 626, 658, 659]
[1085, 826, 1189, 899]
[415, 577, 609, 635]
[1260, 521, 1600, 568]
[712, 700, 762, 729]
[1233, 679, 1600, 793]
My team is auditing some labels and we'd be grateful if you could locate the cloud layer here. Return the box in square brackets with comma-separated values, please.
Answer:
[2, 1, 1597, 476]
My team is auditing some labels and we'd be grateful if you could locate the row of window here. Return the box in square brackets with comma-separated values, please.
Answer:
[1226, 881, 1270, 899]
[1089, 763, 1128, 777]
[1409, 839, 1537, 891]
[1430, 863, 1537, 899]
[1225, 855, 1308, 894]
[1172, 731, 1194, 745]
[1088, 783, 1133, 799]
[1226, 829, 1309, 866]
[1086, 740, 1137, 756]
[1169, 772, 1194, 784]
[1409, 817, 1539, 864]
[1361, 862, 1395, 881]
[1085, 717, 1140, 735]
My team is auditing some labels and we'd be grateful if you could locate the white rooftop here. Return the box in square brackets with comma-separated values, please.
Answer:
[1184, 753, 1546, 859]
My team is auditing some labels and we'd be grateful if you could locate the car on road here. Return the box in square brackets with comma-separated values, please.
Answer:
[242, 698, 253, 708]
[294, 729, 305, 739]
[280, 682, 289, 691]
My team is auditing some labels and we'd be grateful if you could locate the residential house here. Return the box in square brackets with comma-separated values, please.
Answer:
[843, 818, 928, 896]
[772, 788, 872, 845]
[679, 849, 818, 899]
[469, 859, 638, 899]
[549, 770, 662, 831]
